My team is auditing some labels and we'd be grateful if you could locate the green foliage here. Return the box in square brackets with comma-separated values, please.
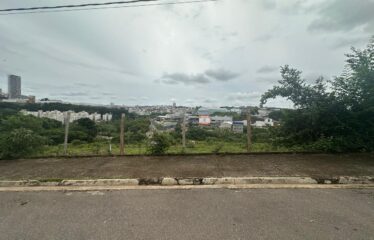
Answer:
[123, 117, 150, 144]
[147, 132, 172, 155]
[71, 139, 86, 146]
[0, 128, 45, 159]
[70, 118, 97, 142]
[0, 114, 43, 133]
[186, 125, 246, 143]
[212, 143, 224, 154]
[252, 128, 271, 143]
[268, 110, 283, 121]
[0, 114, 64, 145]
[260, 37, 374, 152]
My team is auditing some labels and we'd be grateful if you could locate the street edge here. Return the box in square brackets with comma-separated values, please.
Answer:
[1, 184, 374, 192]
[0, 176, 373, 188]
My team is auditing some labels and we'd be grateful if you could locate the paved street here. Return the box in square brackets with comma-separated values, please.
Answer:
[0, 188, 373, 239]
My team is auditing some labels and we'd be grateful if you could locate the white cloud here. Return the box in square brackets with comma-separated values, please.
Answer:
[0, 0, 372, 107]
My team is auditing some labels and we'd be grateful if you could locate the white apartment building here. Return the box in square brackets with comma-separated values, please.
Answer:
[21, 110, 113, 124]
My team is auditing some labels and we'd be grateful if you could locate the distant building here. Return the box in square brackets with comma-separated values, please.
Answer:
[38, 98, 63, 104]
[219, 121, 232, 130]
[8, 75, 21, 99]
[21, 110, 113, 124]
[256, 108, 272, 118]
[232, 121, 244, 133]
[252, 118, 274, 128]
[211, 116, 233, 125]
[0, 88, 6, 100]
[199, 115, 211, 126]
[27, 96, 36, 104]
[187, 116, 199, 125]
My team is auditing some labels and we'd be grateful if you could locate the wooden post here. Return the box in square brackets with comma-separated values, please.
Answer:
[246, 110, 252, 152]
[63, 112, 71, 155]
[120, 113, 125, 155]
[182, 113, 186, 150]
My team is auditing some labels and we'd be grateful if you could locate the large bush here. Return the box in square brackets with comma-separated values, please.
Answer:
[147, 132, 172, 155]
[260, 37, 374, 152]
[0, 128, 45, 159]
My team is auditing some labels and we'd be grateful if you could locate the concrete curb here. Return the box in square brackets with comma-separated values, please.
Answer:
[0, 176, 373, 187]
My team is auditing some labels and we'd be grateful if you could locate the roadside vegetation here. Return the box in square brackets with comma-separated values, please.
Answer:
[260, 37, 374, 152]
[0, 37, 373, 159]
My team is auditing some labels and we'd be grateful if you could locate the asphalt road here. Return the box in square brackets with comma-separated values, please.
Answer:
[0, 189, 373, 240]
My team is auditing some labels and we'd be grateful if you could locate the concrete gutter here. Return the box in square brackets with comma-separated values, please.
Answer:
[0, 176, 373, 188]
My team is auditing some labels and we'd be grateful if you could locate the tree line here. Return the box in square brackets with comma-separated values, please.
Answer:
[260, 37, 374, 152]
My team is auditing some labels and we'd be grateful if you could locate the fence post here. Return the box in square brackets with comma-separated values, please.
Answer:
[246, 110, 252, 152]
[63, 112, 71, 155]
[182, 113, 186, 150]
[120, 113, 125, 155]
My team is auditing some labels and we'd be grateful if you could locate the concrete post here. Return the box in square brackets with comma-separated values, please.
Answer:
[120, 113, 125, 155]
[63, 112, 71, 155]
[182, 113, 186, 150]
[246, 110, 252, 152]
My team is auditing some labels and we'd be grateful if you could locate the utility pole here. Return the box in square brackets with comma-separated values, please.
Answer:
[63, 112, 71, 155]
[246, 109, 252, 152]
[182, 112, 186, 150]
[120, 113, 125, 155]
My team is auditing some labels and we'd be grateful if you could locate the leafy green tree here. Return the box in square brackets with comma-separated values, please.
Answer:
[260, 37, 374, 152]
[70, 118, 97, 142]
[268, 110, 283, 121]
[0, 114, 43, 133]
[171, 122, 182, 143]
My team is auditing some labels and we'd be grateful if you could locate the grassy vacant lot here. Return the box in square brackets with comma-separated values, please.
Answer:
[38, 141, 293, 157]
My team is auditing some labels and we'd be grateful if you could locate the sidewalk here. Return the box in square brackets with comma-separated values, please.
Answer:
[0, 153, 373, 181]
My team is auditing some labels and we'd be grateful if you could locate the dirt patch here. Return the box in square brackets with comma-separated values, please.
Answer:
[0, 153, 373, 181]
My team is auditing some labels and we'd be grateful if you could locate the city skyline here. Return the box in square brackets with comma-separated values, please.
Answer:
[0, 0, 373, 107]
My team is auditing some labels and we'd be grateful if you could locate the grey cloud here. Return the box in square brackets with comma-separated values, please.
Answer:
[90, 96, 101, 100]
[227, 92, 262, 101]
[258, 0, 308, 15]
[259, 0, 277, 10]
[126, 96, 148, 102]
[203, 98, 217, 104]
[3, 38, 136, 77]
[254, 34, 274, 42]
[330, 37, 369, 49]
[257, 66, 278, 74]
[76, 83, 100, 88]
[256, 76, 278, 83]
[308, 0, 374, 32]
[160, 68, 239, 85]
[127, 97, 138, 101]
[161, 73, 210, 85]
[205, 69, 239, 81]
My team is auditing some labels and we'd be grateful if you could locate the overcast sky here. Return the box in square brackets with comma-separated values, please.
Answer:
[0, 0, 373, 107]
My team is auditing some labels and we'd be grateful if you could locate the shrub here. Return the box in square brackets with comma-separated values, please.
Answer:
[0, 128, 45, 159]
[212, 143, 224, 154]
[147, 132, 172, 155]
